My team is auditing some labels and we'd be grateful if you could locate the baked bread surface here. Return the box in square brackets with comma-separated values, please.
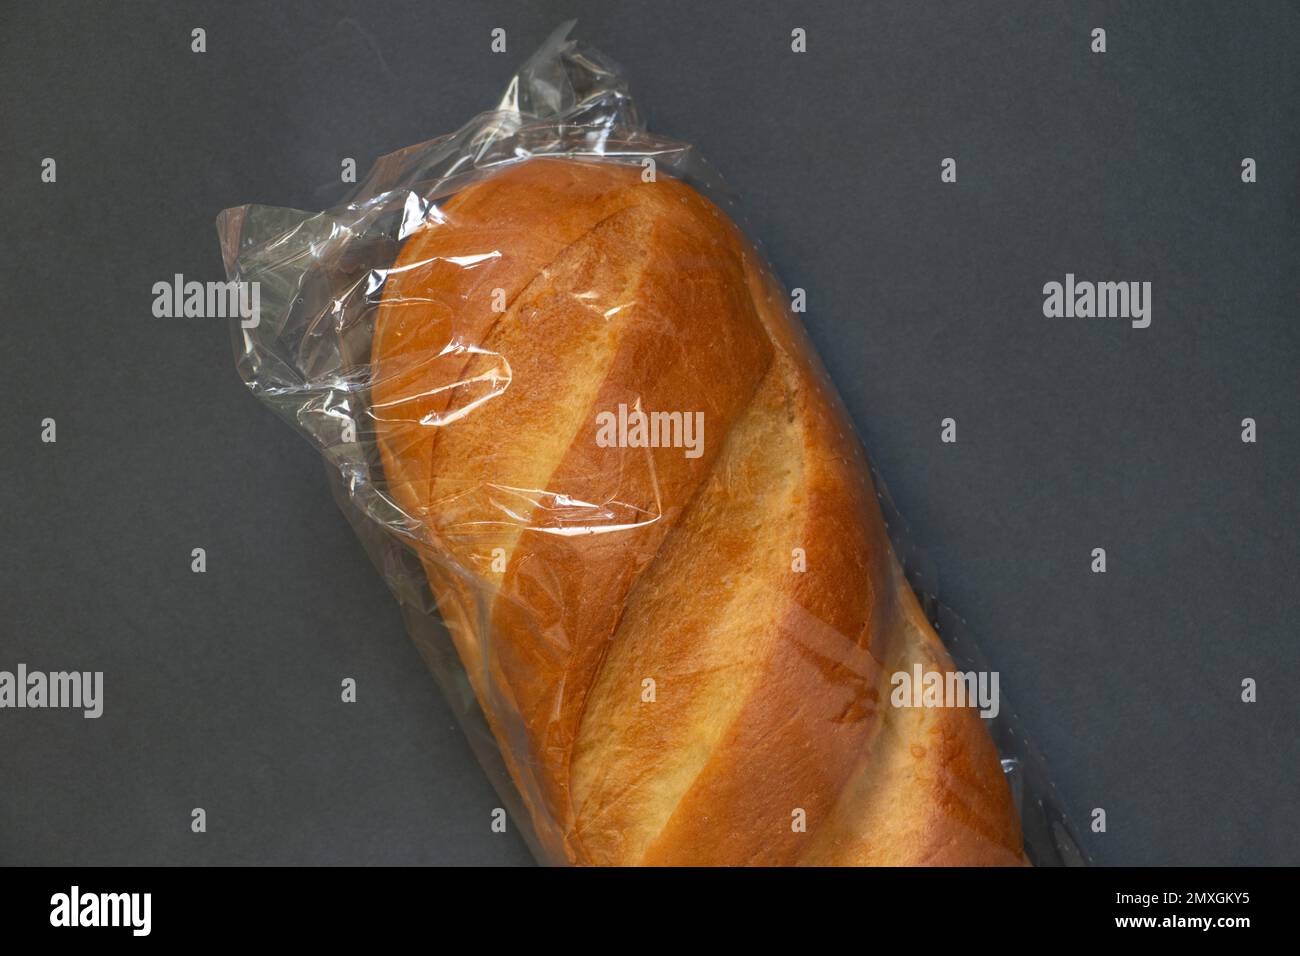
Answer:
[372, 158, 1026, 865]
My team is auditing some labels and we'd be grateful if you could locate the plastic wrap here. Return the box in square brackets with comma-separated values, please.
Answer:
[217, 23, 1086, 866]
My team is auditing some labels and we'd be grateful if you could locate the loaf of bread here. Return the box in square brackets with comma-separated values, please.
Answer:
[371, 158, 1025, 865]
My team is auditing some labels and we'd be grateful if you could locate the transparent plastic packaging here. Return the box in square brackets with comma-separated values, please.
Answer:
[218, 23, 1086, 866]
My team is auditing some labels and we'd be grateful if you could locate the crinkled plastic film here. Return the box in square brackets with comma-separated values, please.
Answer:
[218, 23, 1086, 867]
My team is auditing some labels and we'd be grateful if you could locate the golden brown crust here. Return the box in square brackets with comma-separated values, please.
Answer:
[373, 157, 1025, 866]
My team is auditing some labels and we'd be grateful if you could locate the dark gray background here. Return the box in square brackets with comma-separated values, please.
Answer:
[1, 0, 1296, 866]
